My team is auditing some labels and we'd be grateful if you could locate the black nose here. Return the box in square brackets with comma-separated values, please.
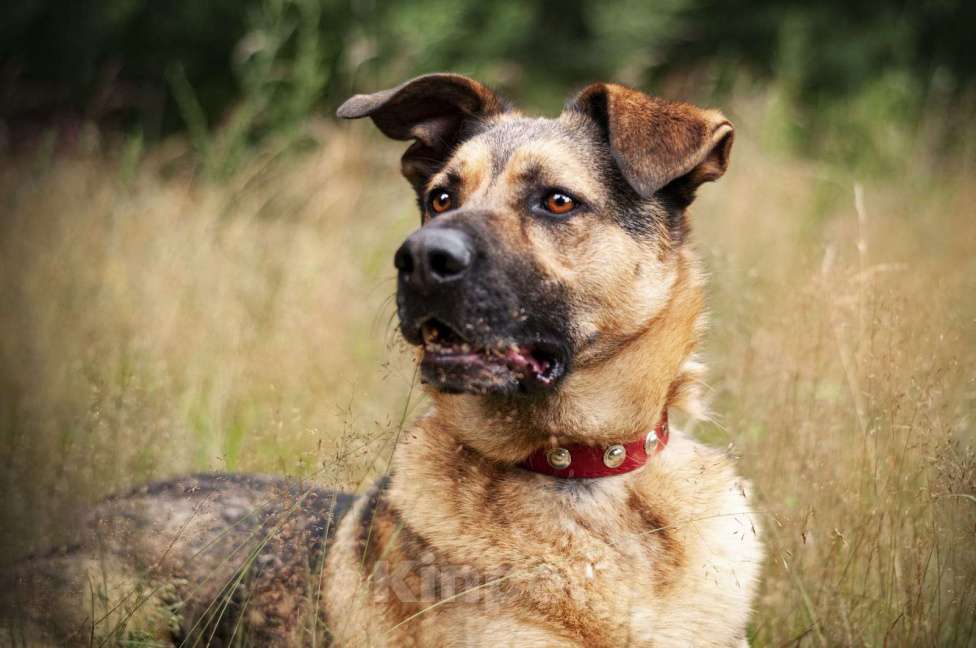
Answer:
[394, 227, 473, 290]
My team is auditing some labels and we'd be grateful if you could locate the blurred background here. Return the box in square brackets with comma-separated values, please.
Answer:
[1, 0, 974, 645]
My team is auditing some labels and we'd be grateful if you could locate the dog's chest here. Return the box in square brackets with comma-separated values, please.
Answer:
[358, 435, 764, 647]
[486, 479, 760, 647]
[396, 471, 762, 647]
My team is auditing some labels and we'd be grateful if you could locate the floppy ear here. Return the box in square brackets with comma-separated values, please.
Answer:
[566, 83, 733, 204]
[337, 73, 508, 193]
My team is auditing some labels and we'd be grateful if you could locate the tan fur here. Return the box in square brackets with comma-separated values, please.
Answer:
[323, 244, 762, 646]
[321, 77, 763, 646]
[325, 429, 761, 646]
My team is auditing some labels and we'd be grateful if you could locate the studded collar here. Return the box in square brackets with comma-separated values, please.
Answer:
[518, 411, 669, 479]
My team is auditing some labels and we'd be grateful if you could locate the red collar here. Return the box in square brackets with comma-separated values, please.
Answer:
[519, 411, 669, 479]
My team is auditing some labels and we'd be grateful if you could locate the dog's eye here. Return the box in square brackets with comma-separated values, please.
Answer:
[543, 192, 576, 215]
[429, 190, 454, 214]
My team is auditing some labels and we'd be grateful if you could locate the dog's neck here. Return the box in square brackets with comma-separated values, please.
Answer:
[425, 250, 706, 465]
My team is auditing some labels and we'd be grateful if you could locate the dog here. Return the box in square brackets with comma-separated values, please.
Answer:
[4, 74, 763, 647]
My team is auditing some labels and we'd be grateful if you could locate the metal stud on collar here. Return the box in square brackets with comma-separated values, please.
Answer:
[644, 430, 658, 454]
[603, 444, 627, 468]
[546, 447, 572, 470]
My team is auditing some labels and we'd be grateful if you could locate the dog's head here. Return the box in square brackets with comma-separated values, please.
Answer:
[339, 74, 731, 403]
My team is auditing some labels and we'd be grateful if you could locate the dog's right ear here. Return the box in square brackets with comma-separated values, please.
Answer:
[566, 83, 733, 207]
[337, 73, 507, 193]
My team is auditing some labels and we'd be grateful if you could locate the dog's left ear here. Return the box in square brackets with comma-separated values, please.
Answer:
[567, 83, 733, 204]
[337, 73, 507, 193]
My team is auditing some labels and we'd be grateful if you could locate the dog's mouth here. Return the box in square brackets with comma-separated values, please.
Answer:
[417, 318, 565, 394]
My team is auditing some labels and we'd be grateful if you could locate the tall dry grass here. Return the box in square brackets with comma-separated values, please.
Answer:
[0, 106, 974, 645]
[0, 126, 421, 557]
[696, 120, 976, 644]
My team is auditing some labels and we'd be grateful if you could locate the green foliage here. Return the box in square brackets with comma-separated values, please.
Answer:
[669, 0, 976, 103]
[663, 0, 976, 168]
[2, 0, 974, 167]
[164, 0, 334, 176]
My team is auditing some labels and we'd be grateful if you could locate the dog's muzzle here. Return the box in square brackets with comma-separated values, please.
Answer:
[393, 219, 567, 395]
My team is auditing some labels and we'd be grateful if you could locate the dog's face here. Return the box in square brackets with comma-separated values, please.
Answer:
[339, 74, 732, 397]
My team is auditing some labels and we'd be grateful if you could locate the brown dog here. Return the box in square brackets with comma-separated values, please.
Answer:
[4, 74, 763, 647]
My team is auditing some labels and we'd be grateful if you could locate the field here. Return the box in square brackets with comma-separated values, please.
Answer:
[1, 97, 974, 645]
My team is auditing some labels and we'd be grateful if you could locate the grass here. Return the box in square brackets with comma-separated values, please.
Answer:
[0, 97, 974, 645]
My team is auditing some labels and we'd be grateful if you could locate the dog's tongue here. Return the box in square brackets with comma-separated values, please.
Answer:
[505, 347, 551, 383]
